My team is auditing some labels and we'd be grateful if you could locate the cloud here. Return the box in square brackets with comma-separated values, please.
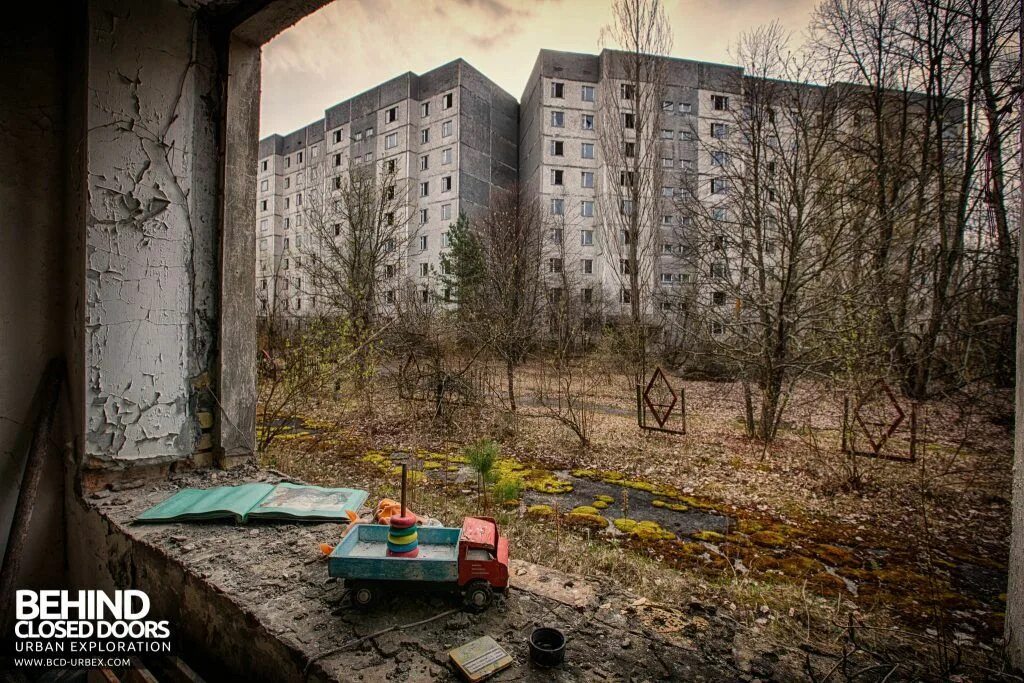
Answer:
[260, 0, 818, 136]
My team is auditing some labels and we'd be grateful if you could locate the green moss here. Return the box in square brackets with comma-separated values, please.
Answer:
[422, 461, 442, 470]
[809, 544, 858, 567]
[565, 512, 608, 530]
[595, 495, 614, 504]
[523, 472, 573, 494]
[750, 531, 787, 548]
[361, 452, 389, 468]
[571, 505, 601, 516]
[737, 519, 765, 534]
[652, 499, 689, 512]
[691, 530, 726, 543]
[591, 500, 609, 510]
[612, 518, 673, 540]
[527, 504, 555, 518]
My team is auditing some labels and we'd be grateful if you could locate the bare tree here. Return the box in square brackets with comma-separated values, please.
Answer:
[441, 187, 546, 412]
[595, 0, 674, 387]
[671, 24, 859, 442]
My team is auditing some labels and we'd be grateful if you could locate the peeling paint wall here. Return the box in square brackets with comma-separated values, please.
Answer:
[84, 0, 219, 466]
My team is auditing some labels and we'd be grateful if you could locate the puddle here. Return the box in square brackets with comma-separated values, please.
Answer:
[524, 471, 732, 537]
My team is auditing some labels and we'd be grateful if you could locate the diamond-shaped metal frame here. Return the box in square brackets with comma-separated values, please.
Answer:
[841, 379, 918, 463]
[638, 367, 686, 435]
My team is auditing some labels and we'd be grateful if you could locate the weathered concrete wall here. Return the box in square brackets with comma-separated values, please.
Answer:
[84, 0, 220, 467]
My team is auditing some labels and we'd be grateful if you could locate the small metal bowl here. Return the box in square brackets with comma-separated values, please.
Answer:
[528, 627, 566, 667]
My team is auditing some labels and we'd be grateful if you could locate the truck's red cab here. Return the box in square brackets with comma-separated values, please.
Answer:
[456, 517, 509, 590]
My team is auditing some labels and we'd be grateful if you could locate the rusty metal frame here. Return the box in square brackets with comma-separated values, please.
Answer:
[637, 367, 686, 435]
[841, 379, 918, 463]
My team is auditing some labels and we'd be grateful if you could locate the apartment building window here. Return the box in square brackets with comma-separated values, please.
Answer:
[386, 290, 395, 303]
[420, 262, 429, 276]
[551, 198, 564, 215]
[551, 81, 564, 98]
[295, 214, 303, 227]
[663, 243, 674, 254]
[442, 176, 452, 192]
[620, 259, 632, 275]
[285, 197, 290, 209]
[384, 133, 398, 149]
[711, 262, 726, 279]
[284, 217, 290, 229]
[364, 152, 373, 162]
[620, 288, 632, 304]
[385, 238, 395, 252]
[620, 84, 634, 100]
[420, 102, 430, 117]
[622, 113, 635, 129]
[661, 157, 673, 168]
[713, 291, 726, 306]
[420, 181, 429, 197]
[419, 235, 428, 251]
[283, 258, 289, 270]
[260, 219, 268, 232]
[420, 289, 429, 303]
[384, 159, 396, 174]
[442, 147, 453, 164]
[661, 186, 674, 198]
[620, 200, 634, 215]
[661, 273, 675, 285]
[680, 159, 696, 172]
[624, 142, 635, 157]
[297, 151, 303, 163]
[442, 120, 453, 137]
[385, 264, 396, 278]
[334, 153, 342, 167]
[442, 204, 452, 220]
[420, 154, 429, 171]
[582, 288, 593, 304]
[261, 160, 268, 171]
[334, 130, 343, 143]
[286, 176, 293, 189]
[581, 85, 595, 102]
[286, 156, 291, 168]
[580, 201, 594, 218]
[711, 178, 728, 194]
[441, 231, 450, 248]
[679, 130, 695, 141]
[581, 171, 594, 188]
[296, 192, 302, 205]
[260, 179, 268, 192]
[419, 208, 428, 224]
[551, 169, 564, 186]
[620, 229, 632, 244]
[711, 151, 729, 167]
[581, 229, 594, 246]
[261, 279, 267, 290]
[711, 122, 729, 139]
[678, 102, 692, 114]
[711, 321, 724, 335]
[354, 131, 363, 142]
[334, 223, 341, 236]
[550, 228, 563, 243]
[620, 170, 636, 187]
[421, 128, 430, 144]
[260, 239, 268, 252]
[662, 100, 674, 112]
[548, 258, 563, 274]
[442, 92, 453, 109]
[662, 215, 674, 225]
[712, 95, 730, 111]
[713, 207, 728, 221]
[550, 140, 564, 156]
[386, 107, 398, 123]
[551, 110, 565, 127]
[333, 176, 342, 190]
[581, 114, 594, 130]
[365, 127, 374, 137]
[660, 128, 673, 140]
[582, 259, 594, 274]
[260, 200, 267, 211]
[581, 143, 594, 159]
[311, 146, 319, 158]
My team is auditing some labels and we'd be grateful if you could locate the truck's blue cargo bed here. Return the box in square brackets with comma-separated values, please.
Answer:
[328, 524, 462, 582]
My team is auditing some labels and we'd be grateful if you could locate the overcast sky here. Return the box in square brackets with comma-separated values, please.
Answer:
[259, 0, 819, 137]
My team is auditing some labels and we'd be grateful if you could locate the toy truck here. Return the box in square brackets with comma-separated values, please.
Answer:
[327, 516, 510, 611]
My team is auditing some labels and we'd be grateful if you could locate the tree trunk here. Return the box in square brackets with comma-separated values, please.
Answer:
[506, 359, 517, 413]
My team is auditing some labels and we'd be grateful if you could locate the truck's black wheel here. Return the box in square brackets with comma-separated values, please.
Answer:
[349, 581, 379, 610]
[463, 581, 493, 612]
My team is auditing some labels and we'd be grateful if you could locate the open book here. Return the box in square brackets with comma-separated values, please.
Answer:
[135, 482, 369, 523]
